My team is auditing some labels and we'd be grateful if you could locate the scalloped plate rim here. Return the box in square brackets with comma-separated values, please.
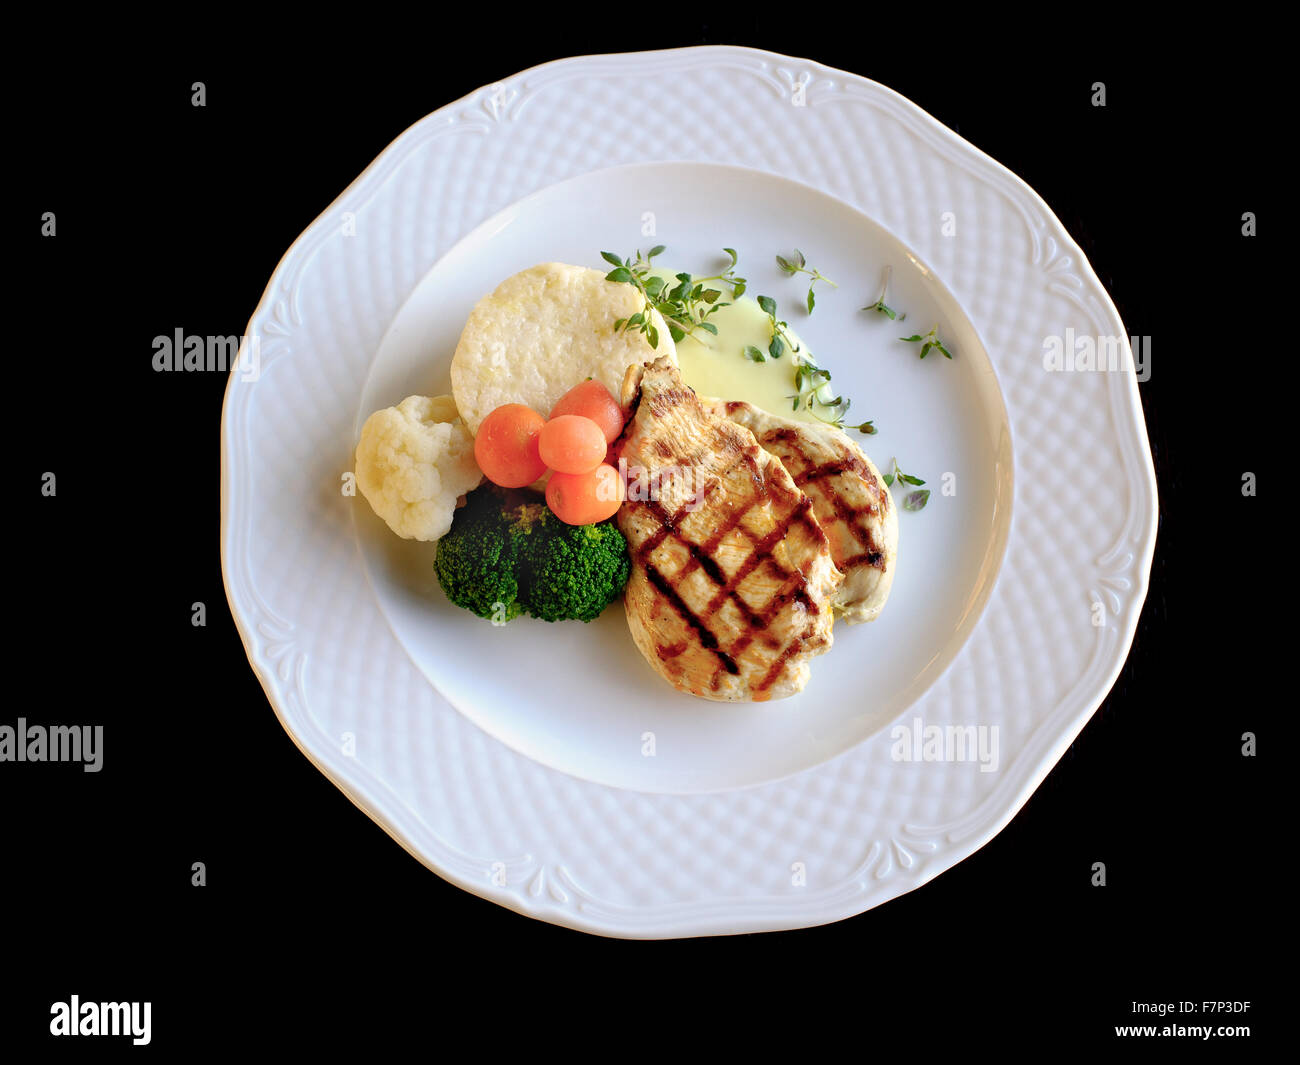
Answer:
[220, 43, 1158, 938]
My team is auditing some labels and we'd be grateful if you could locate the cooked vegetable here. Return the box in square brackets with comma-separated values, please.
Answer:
[474, 403, 548, 487]
[550, 380, 626, 444]
[515, 506, 631, 622]
[354, 394, 483, 542]
[431, 487, 525, 621]
[434, 486, 629, 623]
[539, 414, 607, 475]
[546, 464, 623, 525]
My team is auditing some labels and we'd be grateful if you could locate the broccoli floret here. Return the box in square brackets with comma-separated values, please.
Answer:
[515, 511, 631, 623]
[433, 489, 524, 622]
[433, 486, 630, 624]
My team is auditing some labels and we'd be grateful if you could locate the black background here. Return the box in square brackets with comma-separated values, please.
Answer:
[6, 20, 1279, 1053]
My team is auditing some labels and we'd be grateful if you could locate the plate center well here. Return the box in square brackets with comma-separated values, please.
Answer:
[355, 162, 1012, 793]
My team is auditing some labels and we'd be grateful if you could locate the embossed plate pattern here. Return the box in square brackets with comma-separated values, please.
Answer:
[221, 45, 1157, 937]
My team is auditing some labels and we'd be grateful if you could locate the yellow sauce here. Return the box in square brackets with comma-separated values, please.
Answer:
[650, 270, 828, 424]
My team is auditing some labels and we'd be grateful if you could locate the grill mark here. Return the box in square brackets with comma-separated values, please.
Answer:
[761, 427, 803, 448]
[633, 493, 703, 563]
[741, 444, 768, 500]
[726, 581, 803, 664]
[746, 427, 889, 577]
[628, 378, 842, 694]
[703, 495, 819, 619]
[641, 495, 741, 583]
[673, 486, 825, 641]
[641, 497, 776, 634]
[645, 564, 739, 676]
[795, 458, 870, 486]
[635, 428, 792, 628]
[814, 482, 883, 567]
[727, 630, 757, 662]
[648, 386, 693, 418]
[722, 539, 826, 665]
[756, 637, 805, 693]
[625, 416, 793, 650]
[779, 442, 886, 571]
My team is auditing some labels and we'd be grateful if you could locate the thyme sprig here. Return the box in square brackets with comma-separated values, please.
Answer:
[602, 246, 747, 347]
[862, 265, 904, 321]
[787, 360, 831, 407]
[751, 294, 877, 434]
[882, 458, 930, 511]
[899, 324, 953, 360]
[776, 249, 838, 314]
[755, 295, 800, 360]
[786, 354, 876, 434]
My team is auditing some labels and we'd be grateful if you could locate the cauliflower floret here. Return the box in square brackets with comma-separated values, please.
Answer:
[354, 394, 483, 542]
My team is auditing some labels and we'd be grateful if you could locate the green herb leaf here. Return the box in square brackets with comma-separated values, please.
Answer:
[602, 247, 746, 347]
[899, 324, 955, 361]
[864, 267, 902, 323]
[884, 459, 930, 510]
[757, 295, 777, 316]
[775, 249, 835, 314]
[745, 345, 767, 362]
[600, 251, 624, 267]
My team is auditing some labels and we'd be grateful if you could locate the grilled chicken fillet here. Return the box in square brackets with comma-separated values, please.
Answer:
[616, 358, 843, 702]
[701, 400, 898, 624]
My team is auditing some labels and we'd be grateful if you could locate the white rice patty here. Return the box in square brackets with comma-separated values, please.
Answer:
[450, 262, 676, 435]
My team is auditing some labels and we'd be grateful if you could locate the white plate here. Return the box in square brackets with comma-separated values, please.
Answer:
[222, 46, 1156, 937]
